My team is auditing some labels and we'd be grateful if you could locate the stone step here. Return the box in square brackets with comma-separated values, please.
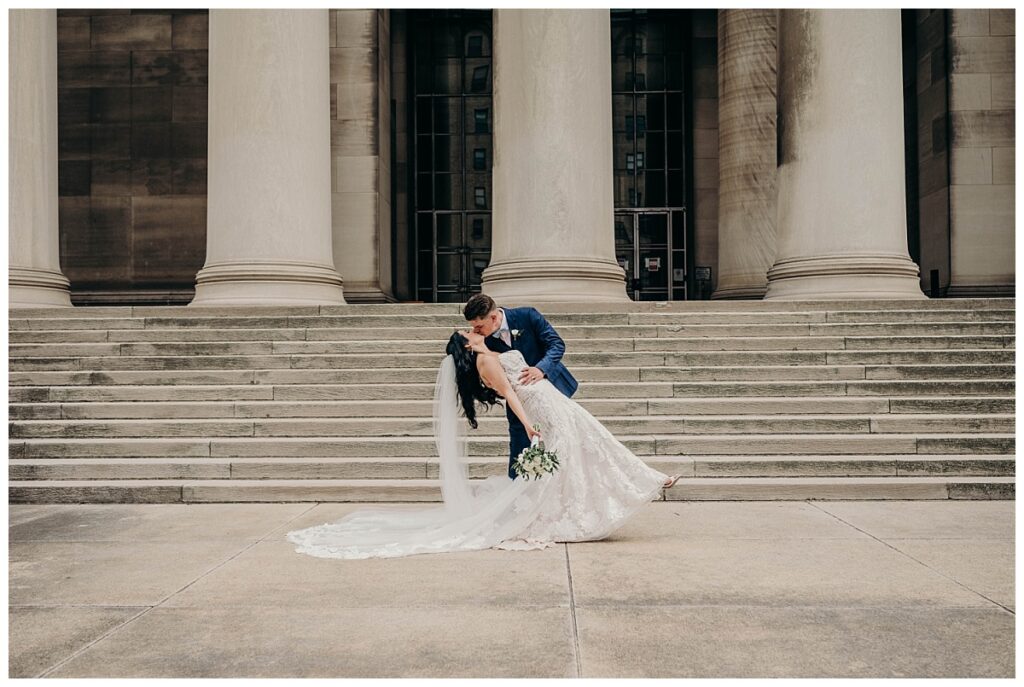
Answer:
[9, 413, 1015, 439]
[6, 323, 1017, 344]
[8, 396, 1013, 419]
[8, 308, 1016, 332]
[7, 297, 1014, 319]
[8, 340, 1017, 367]
[11, 433, 1014, 458]
[9, 380, 1015, 402]
[8, 352, 1016, 383]
[8, 454, 1015, 482]
[7, 475, 1015, 504]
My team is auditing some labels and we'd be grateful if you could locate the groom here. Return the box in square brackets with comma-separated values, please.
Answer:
[464, 293, 578, 479]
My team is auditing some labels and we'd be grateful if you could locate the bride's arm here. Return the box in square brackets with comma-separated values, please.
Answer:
[478, 355, 537, 438]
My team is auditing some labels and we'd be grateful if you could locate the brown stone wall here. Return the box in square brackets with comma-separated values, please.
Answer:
[56, 9, 208, 304]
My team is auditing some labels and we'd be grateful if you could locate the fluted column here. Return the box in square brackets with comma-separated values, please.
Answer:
[713, 9, 777, 300]
[766, 9, 925, 300]
[482, 9, 628, 302]
[9, 9, 72, 308]
[191, 9, 345, 306]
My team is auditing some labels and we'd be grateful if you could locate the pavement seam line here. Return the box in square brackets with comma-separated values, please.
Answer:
[805, 501, 1015, 615]
[564, 543, 583, 678]
[35, 505, 322, 678]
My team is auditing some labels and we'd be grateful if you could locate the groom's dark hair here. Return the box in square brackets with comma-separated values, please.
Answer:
[464, 293, 496, 320]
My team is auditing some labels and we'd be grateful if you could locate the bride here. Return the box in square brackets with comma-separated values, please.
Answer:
[285, 329, 683, 559]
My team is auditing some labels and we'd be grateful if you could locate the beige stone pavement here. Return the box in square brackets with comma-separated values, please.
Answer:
[8, 500, 1015, 678]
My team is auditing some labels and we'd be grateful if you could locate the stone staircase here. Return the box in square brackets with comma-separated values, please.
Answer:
[8, 298, 1015, 503]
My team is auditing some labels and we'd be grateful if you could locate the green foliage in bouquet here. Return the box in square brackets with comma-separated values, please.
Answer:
[512, 425, 560, 480]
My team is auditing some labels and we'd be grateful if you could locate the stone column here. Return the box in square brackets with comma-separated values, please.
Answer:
[9, 9, 72, 308]
[766, 9, 925, 300]
[191, 9, 346, 306]
[713, 9, 778, 300]
[330, 9, 395, 303]
[482, 9, 628, 302]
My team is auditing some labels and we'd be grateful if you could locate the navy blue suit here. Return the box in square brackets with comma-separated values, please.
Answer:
[483, 307, 578, 479]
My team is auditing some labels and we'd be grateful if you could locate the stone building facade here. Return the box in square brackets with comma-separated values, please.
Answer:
[8, 8, 1016, 307]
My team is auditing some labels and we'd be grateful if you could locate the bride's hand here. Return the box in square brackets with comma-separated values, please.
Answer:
[527, 425, 542, 443]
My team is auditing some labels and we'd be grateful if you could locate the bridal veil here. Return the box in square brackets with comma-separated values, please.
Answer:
[285, 354, 552, 559]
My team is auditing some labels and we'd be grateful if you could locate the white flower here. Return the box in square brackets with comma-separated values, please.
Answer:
[511, 329, 521, 339]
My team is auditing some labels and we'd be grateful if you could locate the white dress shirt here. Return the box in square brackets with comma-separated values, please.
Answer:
[493, 308, 512, 346]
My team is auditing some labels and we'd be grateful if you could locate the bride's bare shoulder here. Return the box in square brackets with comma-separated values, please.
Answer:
[476, 351, 505, 384]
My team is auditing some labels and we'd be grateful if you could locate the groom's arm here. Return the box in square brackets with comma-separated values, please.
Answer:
[527, 307, 566, 378]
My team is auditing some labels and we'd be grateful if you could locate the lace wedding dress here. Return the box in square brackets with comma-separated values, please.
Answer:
[285, 349, 669, 559]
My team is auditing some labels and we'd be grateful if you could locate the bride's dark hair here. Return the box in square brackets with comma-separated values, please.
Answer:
[446, 331, 502, 429]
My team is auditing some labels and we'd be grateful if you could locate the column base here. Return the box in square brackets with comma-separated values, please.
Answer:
[341, 283, 398, 304]
[481, 257, 629, 302]
[190, 260, 347, 306]
[711, 282, 768, 300]
[764, 253, 927, 300]
[9, 266, 73, 307]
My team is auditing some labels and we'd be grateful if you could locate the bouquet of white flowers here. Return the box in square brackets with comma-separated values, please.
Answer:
[512, 425, 560, 480]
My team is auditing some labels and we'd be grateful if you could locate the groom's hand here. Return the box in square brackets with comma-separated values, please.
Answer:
[519, 366, 545, 385]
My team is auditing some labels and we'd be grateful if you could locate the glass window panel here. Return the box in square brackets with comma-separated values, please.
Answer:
[640, 170, 665, 207]
[417, 251, 433, 290]
[416, 173, 433, 210]
[467, 62, 490, 93]
[667, 93, 683, 130]
[613, 95, 634, 134]
[645, 93, 665, 130]
[639, 214, 668, 247]
[466, 34, 483, 58]
[612, 57, 633, 92]
[673, 213, 687, 249]
[639, 249, 668, 289]
[469, 254, 490, 285]
[433, 98, 460, 135]
[613, 172, 633, 207]
[436, 253, 461, 288]
[416, 135, 433, 172]
[614, 215, 634, 250]
[415, 97, 433, 133]
[473, 107, 489, 134]
[666, 56, 683, 89]
[436, 213, 462, 249]
[644, 56, 665, 90]
[667, 132, 683, 169]
[433, 174, 463, 210]
[641, 22, 666, 54]
[433, 59, 461, 94]
[467, 214, 490, 250]
[433, 23, 461, 58]
[433, 135, 462, 173]
[644, 132, 664, 169]
[472, 147, 487, 171]
[416, 213, 434, 251]
[667, 170, 684, 206]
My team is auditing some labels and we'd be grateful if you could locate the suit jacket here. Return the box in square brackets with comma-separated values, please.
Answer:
[483, 306, 578, 399]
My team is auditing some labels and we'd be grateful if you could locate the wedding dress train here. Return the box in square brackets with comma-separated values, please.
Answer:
[285, 349, 669, 559]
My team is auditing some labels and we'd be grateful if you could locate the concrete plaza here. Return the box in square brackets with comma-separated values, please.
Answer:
[9, 500, 1015, 678]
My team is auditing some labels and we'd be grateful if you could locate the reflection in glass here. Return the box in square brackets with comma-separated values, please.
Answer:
[411, 10, 493, 302]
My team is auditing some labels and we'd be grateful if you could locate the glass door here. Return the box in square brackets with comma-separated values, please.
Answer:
[615, 210, 686, 301]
